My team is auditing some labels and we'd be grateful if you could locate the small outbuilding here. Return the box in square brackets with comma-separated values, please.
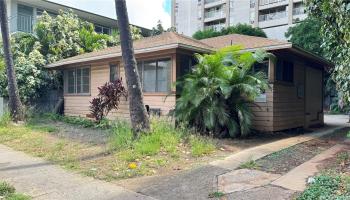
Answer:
[46, 32, 332, 132]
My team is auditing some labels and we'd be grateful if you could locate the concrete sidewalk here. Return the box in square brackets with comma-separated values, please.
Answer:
[0, 145, 155, 200]
[0, 115, 347, 200]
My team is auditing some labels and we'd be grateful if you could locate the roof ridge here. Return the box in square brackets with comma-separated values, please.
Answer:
[200, 33, 290, 44]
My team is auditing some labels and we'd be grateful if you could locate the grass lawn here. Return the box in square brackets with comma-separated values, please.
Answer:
[0, 113, 217, 181]
[0, 181, 31, 200]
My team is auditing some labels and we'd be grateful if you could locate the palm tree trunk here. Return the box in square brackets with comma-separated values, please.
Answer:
[0, 0, 24, 121]
[115, 0, 150, 135]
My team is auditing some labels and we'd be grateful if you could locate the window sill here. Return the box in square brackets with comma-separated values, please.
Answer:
[273, 81, 294, 87]
[143, 92, 175, 96]
[64, 93, 91, 97]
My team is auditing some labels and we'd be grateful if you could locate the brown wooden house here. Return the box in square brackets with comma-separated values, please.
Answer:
[46, 32, 332, 132]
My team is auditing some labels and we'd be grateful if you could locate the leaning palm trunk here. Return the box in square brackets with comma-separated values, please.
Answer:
[114, 0, 150, 136]
[0, 0, 23, 121]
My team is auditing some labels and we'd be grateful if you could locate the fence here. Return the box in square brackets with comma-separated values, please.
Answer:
[32, 90, 63, 113]
[0, 97, 8, 117]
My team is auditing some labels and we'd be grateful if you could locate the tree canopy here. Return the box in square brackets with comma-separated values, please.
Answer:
[285, 18, 323, 56]
[192, 23, 267, 40]
[0, 10, 142, 103]
[307, 0, 350, 103]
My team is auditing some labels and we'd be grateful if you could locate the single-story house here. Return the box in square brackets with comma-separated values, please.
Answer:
[46, 32, 332, 132]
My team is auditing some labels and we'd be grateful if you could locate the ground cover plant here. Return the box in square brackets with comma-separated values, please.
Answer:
[0, 114, 218, 180]
[0, 181, 31, 200]
[175, 46, 269, 138]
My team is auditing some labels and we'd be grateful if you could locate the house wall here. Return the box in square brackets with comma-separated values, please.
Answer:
[250, 51, 324, 132]
[63, 52, 177, 120]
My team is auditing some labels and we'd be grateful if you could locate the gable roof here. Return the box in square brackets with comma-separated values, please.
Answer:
[46, 32, 332, 69]
[200, 34, 332, 66]
[200, 34, 292, 50]
[46, 32, 214, 68]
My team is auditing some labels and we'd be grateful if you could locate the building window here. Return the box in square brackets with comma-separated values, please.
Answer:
[110, 64, 119, 82]
[276, 59, 293, 83]
[17, 4, 33, 33]
[95, 24, 111, 35]
[137, 59, 171, 92]
[258, 6, 287, 22]
[65, 67, 90, 94]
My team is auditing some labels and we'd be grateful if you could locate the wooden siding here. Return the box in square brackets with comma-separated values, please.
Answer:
[250, 86, 274, 132]
[64, 54, 177, 119]
[271, 62, 305, 131]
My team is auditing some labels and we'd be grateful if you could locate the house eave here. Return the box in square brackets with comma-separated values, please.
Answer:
[46, 43, 213, 69]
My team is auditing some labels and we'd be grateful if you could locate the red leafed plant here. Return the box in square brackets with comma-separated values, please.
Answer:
[90, 79, 127, 122]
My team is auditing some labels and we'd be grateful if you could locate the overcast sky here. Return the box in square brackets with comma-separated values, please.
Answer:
[50, 0, 172, 29]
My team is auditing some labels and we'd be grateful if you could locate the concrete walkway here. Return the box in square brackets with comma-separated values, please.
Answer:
[0, 115, 347, 200]
[0, 145, 154, 200]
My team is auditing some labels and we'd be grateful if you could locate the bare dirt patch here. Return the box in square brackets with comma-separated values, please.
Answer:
[255, 128, 350, 174]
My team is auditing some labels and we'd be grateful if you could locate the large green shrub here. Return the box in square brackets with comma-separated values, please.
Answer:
[0, 10, 142, 103]
[175, 46, 269, 137]
[192, 23, 267, 40]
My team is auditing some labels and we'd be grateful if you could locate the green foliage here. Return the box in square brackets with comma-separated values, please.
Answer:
[285, 18, 323, 56]
[5, 193, 31, 200]
[208, 191, 225, 198]
[307, 0, 350, 104]
[298, 173, 350, 200]
[0, 182, 15, 196]
[175, 46, 269, 137]
[0, 10, 142, 103]
[108, 120, 133, 151]
[0, 112, 11, 127]
[239, 160, 259, 170]
[192, 23, 267, 40]
[0, 182, 31, 200]
[189, 135, 215, 157]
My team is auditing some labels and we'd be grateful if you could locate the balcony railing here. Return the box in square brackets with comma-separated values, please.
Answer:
[204, 0, 222, 4]
[204, 11, 225, 19]
[259, 11, 287, 22]
[204, 23, 225, 31]
[259, 0, 287, 6]
[17, 14, 33, 33]
[293, 7, 305, 15]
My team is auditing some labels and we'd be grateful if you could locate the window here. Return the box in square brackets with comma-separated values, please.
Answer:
[253, 60, 269, 77]
[65, 67, 90, 94]
[17, 4, 33, 33]
[137, 59, 171, 92]
[110, 64, 119, 82]
[276, 59, 293, 83]
[94, 24, 111, 35]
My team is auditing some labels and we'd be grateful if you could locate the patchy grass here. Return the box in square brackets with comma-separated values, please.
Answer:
[0, 115, 218, 181]
[0, 181, 31, 200]
[239, 160, 259, 170]
[297, 172, 350, 200]
[0, 112, 11, 127]
[189, 135, 216, 157]
[208, 191, 225, 198]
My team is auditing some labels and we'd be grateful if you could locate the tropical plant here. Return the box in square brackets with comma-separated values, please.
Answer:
[285, 17, 323, 56]
[115, 0, 150, 135]
[0, 9, 142, 104]
[0, 0, 24, 121]
[306, 0, 350, 103]
[175, 46, 269, 137]
[90, 79, 127, 122]
[192, 23, 267, 40]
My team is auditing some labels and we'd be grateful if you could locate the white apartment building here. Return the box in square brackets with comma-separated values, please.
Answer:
[171, 0, 307, 40]
[5, 0, 148, 35]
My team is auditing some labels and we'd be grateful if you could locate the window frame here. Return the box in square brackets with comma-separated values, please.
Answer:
[137, 57, 172, 93]
[109, 63, 120, 82]
[275, 59, 294, 84]
[64, 66, 91, 96]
